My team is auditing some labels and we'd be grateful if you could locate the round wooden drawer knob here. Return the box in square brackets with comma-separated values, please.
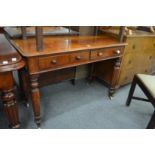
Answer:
[98, 52, 103, 56]
[76, 56, 81, 60]
[51, 59, 57, 64]
[115, 50, 121, 54]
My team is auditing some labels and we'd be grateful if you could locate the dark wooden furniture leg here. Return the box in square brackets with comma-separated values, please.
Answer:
[71, 79, 76, 85]
[88, 63, 95, 83]
[71, 67, 76, 85]
[147, 111, 155, 129]
[126, 76, 137, 106]
[30, 74, 41, 127]
[18, 68, 29, 107]
[0, 72, 20, 129]
[109, 58, 121, 99]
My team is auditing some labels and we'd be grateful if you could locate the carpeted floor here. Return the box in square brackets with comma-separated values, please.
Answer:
[0, 78, 154, 129]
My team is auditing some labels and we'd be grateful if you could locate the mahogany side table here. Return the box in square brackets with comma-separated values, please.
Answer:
[0, 34, 25, 128]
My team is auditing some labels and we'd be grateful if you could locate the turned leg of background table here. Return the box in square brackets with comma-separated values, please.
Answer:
[0, 72, 20, 129]
[30, 74, 41, 128]
[88, 63, 96, 83]
[71, 67, 77, 85]
[109, 58, 121, 99]
[18, 68, 30, 107]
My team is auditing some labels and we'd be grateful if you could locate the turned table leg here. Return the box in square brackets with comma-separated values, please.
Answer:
[0, 72, 20, 129]
[109, 58, 121, 99]
[30, 74, 41, 128]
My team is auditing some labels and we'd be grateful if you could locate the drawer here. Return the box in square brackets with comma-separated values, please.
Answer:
[38, 54, 70, 70]
[70, 51, 89, 64]
[38, 50, 90, 70]
[90, 47, 122, 60]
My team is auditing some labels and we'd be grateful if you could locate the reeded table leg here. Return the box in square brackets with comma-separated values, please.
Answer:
[0, 72, 20, 129]
[30, 74, 41, 128]
[109, 58, 121, 99]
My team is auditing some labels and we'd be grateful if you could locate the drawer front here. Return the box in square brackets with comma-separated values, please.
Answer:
[90, 47, 122, 60]
[38, 50, 90, 70]
[70, 51, 89, 64]
[39, 54, 70, 70]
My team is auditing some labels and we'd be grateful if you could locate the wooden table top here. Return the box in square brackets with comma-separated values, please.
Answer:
[11, 35, 127, 57]
[0, 34, 24, 72]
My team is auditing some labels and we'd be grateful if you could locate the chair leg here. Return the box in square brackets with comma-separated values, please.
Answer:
[126, 76, 137, 106]
[146, 111, 155, 129]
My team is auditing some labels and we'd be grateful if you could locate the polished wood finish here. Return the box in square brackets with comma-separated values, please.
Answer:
[30, 74, 41, 126]
[93, 59, 115, 84]
[126, 75, 155, 129]
[38, 50, 90, 71]
[90, 47, 123, 60]
[11, 35, 125, 57]
[0, 72, 19, 128]
[109, 58, 121, 98]
[0, 34, 25, 128]
[10, 35, 126, 127]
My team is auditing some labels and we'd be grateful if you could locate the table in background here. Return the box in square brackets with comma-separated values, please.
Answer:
[0, 34, 25, 128]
